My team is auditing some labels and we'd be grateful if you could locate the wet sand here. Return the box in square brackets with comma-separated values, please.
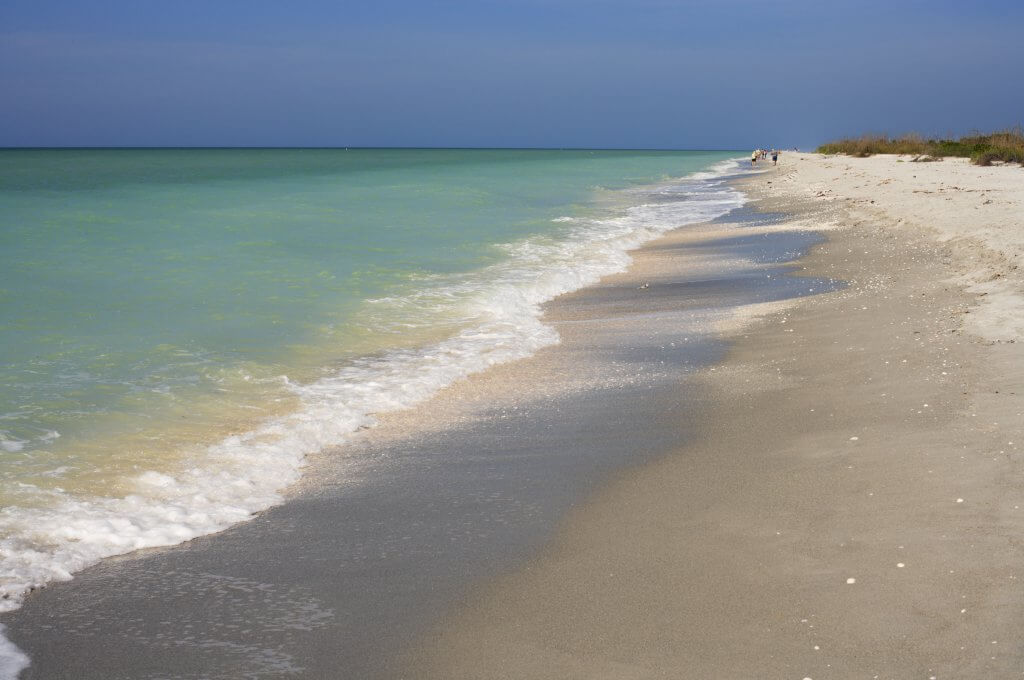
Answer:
[403, 158, 1024, 678]
[5, 176, 837, 678]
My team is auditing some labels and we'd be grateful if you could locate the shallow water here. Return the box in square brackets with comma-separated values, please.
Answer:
[5, 200, 841, 680]
[0, 149, 744, 666]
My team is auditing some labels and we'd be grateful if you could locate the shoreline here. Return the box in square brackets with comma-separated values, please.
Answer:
[0, 149, 741, 624]
[0, 154, 746, 678]
[5, 160, 808, 679]
[6, 154, 1021, 678]
[403, 155, 1024, 678]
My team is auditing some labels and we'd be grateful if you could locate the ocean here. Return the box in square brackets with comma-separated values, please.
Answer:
[0, 148, 744, 675]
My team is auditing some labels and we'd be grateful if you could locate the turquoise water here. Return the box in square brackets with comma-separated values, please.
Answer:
[1, 149, 735, 461]
[0, 148, 744, 627]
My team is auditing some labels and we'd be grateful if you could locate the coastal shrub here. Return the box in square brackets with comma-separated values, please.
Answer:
[974, 147, 1024, 166]
[817, 128, 1024, 166]
[818, 133, 931, 158]
[974, 151, 1000, 166]
[972, 128, 1024, 165]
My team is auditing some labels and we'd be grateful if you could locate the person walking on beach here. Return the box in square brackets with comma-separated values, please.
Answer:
[751, 150, 759, 166]
[772, 149, 779, 166]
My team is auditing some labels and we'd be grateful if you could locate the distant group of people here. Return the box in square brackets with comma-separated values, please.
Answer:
[751, 148, 780, 166]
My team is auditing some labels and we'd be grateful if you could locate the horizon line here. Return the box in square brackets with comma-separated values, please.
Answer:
[0, 145, 754, 152]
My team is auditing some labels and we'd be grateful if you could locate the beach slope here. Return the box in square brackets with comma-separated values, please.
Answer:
[403, 155, 1024, 679]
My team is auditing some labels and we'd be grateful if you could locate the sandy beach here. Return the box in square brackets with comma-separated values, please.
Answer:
[402, 155, 1024, 679]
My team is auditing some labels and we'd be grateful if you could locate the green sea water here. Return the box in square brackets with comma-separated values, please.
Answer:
[1, 149, 733, 472]
[0, 148, 744, 618]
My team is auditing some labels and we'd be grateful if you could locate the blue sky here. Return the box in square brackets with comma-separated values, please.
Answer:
[2, 0, 1022, 148]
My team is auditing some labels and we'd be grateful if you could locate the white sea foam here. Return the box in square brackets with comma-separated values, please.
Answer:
[687, 157, 745, 181]
[0, 435, 26, 454]
[0, 158, 746, 676]
[0, 429, 59, 455]
[0, 627, 28, 680]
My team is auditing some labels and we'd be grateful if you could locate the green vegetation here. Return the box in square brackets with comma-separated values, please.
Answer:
[817, 128, 1024, 166]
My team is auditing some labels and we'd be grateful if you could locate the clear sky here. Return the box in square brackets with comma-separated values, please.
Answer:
[2, 0, 1022, 149]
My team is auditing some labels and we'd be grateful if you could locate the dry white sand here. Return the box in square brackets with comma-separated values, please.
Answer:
[400, 154, 1024, 679]
[765, 153, 1024, 341]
